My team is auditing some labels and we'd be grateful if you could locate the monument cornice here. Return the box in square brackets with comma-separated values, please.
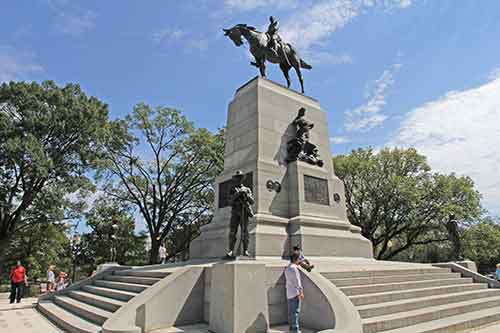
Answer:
[235, 76, 320, 109]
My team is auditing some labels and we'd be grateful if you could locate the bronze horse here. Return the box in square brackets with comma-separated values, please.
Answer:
[223, 24, 312, 94]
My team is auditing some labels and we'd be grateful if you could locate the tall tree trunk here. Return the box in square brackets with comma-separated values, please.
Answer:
[149, 237, 160, 265]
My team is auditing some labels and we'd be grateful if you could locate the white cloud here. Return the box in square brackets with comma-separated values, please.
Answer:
[153, 28, 185, 44]
[153, 28, 209, 54]
[187, 39, 209, 52]
[55, 10, 96, 37]
[330, 136, 351, 144]
[487, 67, 500, 80]
[224, 0, 299, 11]
[0, 46, 43, 83]
[281, 0, 413, 51]
[221, 1, 413, 66]
[47, 0, 96, 36]
[345, 63, 401, 132]
[388, 77, 500, 214]
[307, 52, 353, 65]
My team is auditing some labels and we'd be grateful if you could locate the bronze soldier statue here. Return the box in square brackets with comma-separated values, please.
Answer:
[446, 214, 462, 261]
[226, 171, 254, 258]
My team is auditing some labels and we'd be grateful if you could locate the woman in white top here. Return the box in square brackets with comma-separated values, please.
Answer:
[47, 265, 56, 292]
[159, 242, 167, 264]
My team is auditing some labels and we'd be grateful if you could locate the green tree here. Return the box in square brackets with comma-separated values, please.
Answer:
[97, 104, 224, 264]
[1, 222, 72, 283]
[462, 217, 500, 272]
[0, 81, 109, 259]
[333, 147, 482, 260]
[80, 197, 148, 271]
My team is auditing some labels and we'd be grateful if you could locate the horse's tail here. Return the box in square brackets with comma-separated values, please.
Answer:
[300, 59, 312, 70]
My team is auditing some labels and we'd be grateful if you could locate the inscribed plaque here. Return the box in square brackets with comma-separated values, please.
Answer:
[304, 175, 329, 205]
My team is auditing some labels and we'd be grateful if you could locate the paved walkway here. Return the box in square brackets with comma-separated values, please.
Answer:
[469, 323, 500, 332]
[149, 323, 314, 332]
[0, 293, 61, 332]
[1, 292, 500, 333]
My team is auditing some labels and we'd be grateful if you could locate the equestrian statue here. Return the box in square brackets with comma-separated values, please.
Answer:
[223, 16, 312, 94]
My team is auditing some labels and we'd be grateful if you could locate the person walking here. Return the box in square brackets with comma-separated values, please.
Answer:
[9, 260, 28, 304]
[285, 252, 304, 333]
[47, 265, 56, 292]
[159, 242, 167, 264]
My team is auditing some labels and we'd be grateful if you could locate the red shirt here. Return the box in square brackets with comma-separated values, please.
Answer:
[10, 266, 26, 283]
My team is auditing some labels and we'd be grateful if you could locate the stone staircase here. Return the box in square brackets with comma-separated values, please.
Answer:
[324, 267, 500, 333]
[38, 268, 170, 333]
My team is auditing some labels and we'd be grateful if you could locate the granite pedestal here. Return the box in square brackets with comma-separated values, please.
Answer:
[190, 77, 372, 259]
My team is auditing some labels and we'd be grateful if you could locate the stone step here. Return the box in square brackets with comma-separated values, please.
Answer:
[38, 301, 100, 333]
[342, 277, 473, 296]
[82, 284, 138, 302]
[362, 295, 500, 333]
[114, 269, 170, 278]
[357, 289, 500, 318]
[350, 283, 486, 306]
[94, 279, 149, 293]
[382, 306, 500, 333]
[148, 324, 316, 333]
[54, 295, 112, 325]
[68, 289, 126, 312]
[323, 268, 450, 279]
[330, 272, 461, 287]
[103, 274, 161, 285]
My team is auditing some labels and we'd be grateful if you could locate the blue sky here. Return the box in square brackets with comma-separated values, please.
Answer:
[2, 0, 500, 215]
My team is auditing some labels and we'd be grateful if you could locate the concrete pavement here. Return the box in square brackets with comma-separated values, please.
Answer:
[0, 293, 61, 333]
[469, 323, 500, 332]
[1, 291, 500, 333]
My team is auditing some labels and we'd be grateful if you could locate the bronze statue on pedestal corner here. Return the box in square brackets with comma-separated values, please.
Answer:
[226, 170, 254, 258]
[286, 107, 324, 167]
[447, 214, 463, 261]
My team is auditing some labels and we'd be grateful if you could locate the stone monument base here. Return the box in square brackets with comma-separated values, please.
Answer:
[190, 77, 373, 260]
[209, 261, 269, 333]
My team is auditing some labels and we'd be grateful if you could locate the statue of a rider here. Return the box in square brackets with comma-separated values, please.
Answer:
[267, 16, 282, 58]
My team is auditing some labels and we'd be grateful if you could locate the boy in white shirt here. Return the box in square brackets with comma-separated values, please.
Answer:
[293, 245, 314, 272]
[285, 252, 304, 332]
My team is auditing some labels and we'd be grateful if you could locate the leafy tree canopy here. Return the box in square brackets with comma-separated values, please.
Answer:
[96, 103, 224, 263]
[462, 217, 500, 272]
[333, 147, 482, 260]
[78, 196, 147, 273]
[0, 81, 109, 256]
[1, 222, 72, 283]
